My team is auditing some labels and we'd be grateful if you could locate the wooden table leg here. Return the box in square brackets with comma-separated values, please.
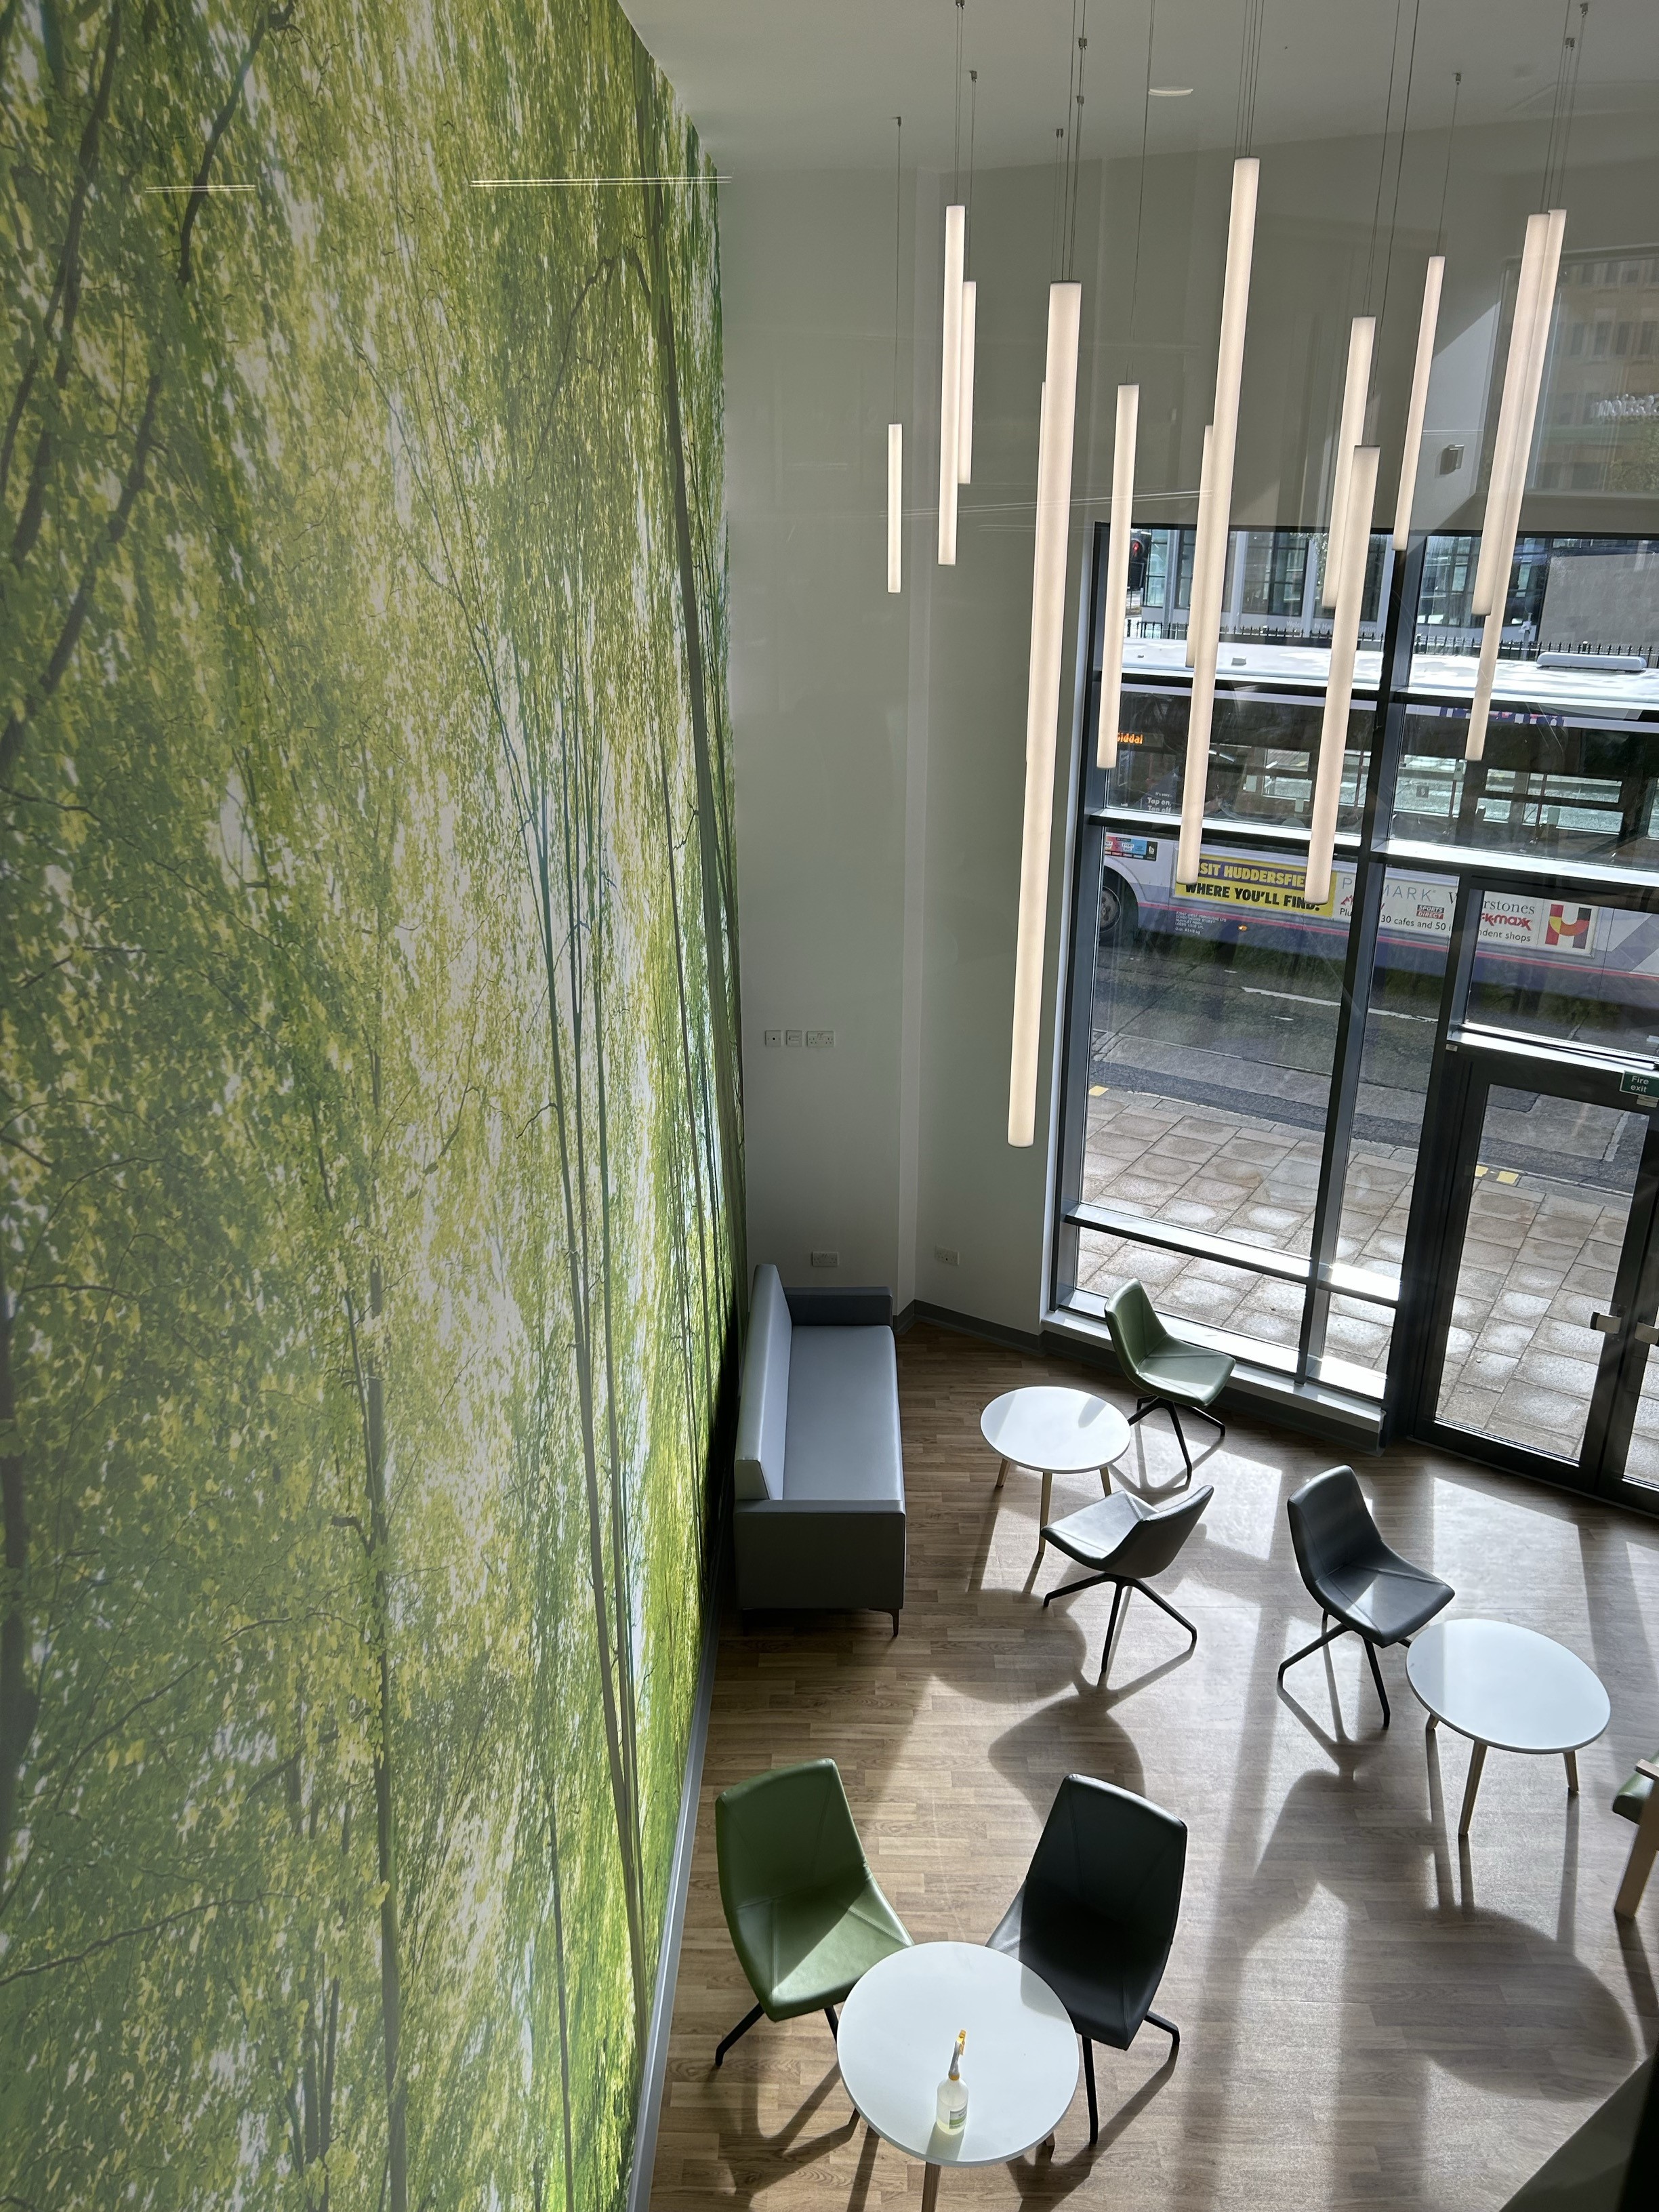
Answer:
[1458, 1740, 1488, 1838]
[994, 1455, 1009, 1492]
[1564, 1748, 1579, 1796]
[921, 2161, 941, 2212]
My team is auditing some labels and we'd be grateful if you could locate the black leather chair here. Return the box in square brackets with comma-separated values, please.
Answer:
[989, 1776, 1185, 2142]
[1277, 1466, 1454, 1727]
[1041, 1485, 1213, 1685]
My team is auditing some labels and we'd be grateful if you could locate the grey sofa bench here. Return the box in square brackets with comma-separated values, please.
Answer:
[732, 1263, 906, 1632]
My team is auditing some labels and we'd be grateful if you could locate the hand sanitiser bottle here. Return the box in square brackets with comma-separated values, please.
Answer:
[935, 2030, 968, 2131]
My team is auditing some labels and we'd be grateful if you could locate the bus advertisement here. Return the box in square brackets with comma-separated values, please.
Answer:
[1094, 831, 1657, 1012]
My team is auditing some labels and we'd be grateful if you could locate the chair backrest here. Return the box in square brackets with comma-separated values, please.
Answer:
[1027, 1774, 1185, 1969]
[1115, 1483, 1212, 1580]
[716, 1759, 867, 1922]
[1285, 1466, 1381, 1598]
[1103, 1280, 1169, 1387]
[734, 1263, 792, 1500]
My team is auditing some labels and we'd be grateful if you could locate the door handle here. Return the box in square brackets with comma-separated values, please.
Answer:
[1591, 1312, 1623, 1334]
[1635, 1322, 1659, 1347]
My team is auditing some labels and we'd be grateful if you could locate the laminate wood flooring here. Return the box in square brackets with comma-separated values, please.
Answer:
[647, 1323, 1659, 2210]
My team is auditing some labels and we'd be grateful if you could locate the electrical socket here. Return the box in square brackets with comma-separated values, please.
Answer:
[934, 1245, 960, 1267]
[806, 1029, 835, 1048]
[809, 1249, 838, 1269]
[763, 1028, 782, 1046]
[784, 1028, 804, 1046]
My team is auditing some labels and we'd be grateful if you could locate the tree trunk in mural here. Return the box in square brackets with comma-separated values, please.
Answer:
[2, 8, 733, 2210]
[0, 1251, 36, 1880]
[632, 49, 746, 1322]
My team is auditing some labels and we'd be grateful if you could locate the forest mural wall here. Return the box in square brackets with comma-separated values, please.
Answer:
[0, 4, 740, 2209]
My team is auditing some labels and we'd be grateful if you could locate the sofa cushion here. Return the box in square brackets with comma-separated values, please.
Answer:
[783, 1327, 903, 1504]
[735, 1265, 792, 1500]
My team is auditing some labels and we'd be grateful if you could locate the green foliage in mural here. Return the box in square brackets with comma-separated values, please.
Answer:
[0, 3, 740, 2207]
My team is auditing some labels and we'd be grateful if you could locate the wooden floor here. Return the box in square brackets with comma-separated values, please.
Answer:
[648, 1323, 1659, 2210]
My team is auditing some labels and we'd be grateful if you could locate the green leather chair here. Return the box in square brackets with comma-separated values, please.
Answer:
[1103, 1280, 1233, 1482]
[713, 1757, 912, 2068]
[1614, 1755, 1659, 1918]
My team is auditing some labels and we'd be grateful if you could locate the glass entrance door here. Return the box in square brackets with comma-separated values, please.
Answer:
[1406, 1044, 1659, 1507]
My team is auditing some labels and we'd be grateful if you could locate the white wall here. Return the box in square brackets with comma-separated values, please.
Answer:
[723, 116, 1659, 1333]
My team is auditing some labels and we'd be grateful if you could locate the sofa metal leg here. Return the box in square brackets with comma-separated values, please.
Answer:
[714, 2001, 765, 2069]
[1082, 2036, 1098, 2143]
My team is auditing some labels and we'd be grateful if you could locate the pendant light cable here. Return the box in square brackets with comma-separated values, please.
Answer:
[1435, 70, 1461, 257]
[967, 68, 978, 234]
[954, 0, 965, 205]
[1066, 5, 1089, 282]
[1235, 0, 1266, 162]
[1542, 3, 1589, 210]
[1364, 0, 1407, 314]
[893, 114, 903, 415]
[1376, 0, 1422, 346]
[1129, 0, 1158, 342]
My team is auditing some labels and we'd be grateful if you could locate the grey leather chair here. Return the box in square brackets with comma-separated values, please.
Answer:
[988, 1776, 1185, 2144]
[1277, 1466, 1454, 1727]
[1041, 1485, 1213, 1685]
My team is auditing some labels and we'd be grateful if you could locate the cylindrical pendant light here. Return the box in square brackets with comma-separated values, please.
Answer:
[938, 205, 966, 563]
[1467, 207, 1564, 760]
[1184, 424, 1214, 672]
[1393, 256, 1445, 548]
[958, 281, 977, 484]
[1471, 213, 1549, 619]
[1305, 445, 1380, 905]
[888, 423, 903, 593]
[1322, 317, 1376, 607]
[1099, 384, 1141, 770]
[1008, 283, 1082, 1147]
[1176, 157, 1258, 890]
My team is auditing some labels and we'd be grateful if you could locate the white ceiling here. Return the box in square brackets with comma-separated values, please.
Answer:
[623, 0, 1659, 174]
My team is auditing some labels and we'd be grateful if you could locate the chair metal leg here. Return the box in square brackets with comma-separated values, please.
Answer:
[1363, 1635, 1392, 1727]
[1145, 2010, 1181, 2060]
[1165, 1404, 1195, 1482]
[1187, 1403, 1226, 1441]
[1099, 1582, 1128, 1684]
[714, 2001, 765, 2068]
[824, 2004, 839, 2040]
[1126, 1397, 1158, 1427]
[1132, 1579, 1200, 1648]
[890, 1611, 900, 1638]
[1277, 1619, 1349, 1684]
[1044, 1567, 1113, 1607]
[1082, 2036, 1098, 2143]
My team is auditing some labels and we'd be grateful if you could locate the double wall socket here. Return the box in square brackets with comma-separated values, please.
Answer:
[762, 1028, 835, 1048]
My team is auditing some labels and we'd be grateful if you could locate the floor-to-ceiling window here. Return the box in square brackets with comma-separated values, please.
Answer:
[1052, 525, 1659, 1511]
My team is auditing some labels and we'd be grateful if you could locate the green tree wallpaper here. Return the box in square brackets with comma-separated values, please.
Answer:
[0, 3, 741, 2207]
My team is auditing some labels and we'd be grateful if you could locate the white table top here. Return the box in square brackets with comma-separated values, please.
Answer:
[980, 1387, 1130, 1475]
[837, 1942, 1078, 2168]
[1406, 1619, 1610, 1755]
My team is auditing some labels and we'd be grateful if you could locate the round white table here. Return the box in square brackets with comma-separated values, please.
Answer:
[981, 1387, 1131, 1540]
[1406, 1618, 1611, 1839]
[838, 1942, 1078, 2208]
